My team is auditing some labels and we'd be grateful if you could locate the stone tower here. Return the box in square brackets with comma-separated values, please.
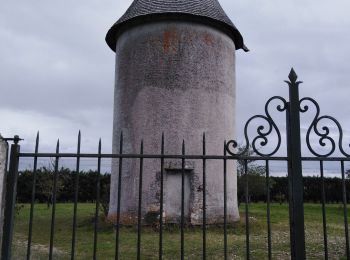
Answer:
[106, 0, 247, 224]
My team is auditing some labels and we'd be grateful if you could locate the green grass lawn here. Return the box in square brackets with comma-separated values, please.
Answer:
[12, 203, 349, 259]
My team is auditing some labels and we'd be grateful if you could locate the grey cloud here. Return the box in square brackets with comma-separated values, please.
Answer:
[1, 0, 349, 154]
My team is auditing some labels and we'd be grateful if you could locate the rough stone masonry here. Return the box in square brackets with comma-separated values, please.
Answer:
[105, 0, 247, 224]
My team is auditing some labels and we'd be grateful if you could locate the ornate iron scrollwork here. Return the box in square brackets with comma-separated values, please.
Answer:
[300, 97, 350, 157]
[226, 68, 349, 158]
[226, 96, 287, 157]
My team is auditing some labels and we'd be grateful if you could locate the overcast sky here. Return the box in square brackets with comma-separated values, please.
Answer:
[1, 0, 350, 164]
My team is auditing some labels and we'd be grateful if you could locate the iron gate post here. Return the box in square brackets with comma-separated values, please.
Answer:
[285, 69, 306, 259]
[1, 136, 20, 260]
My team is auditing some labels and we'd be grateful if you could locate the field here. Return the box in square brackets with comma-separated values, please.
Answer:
[12, 203, 349, 259]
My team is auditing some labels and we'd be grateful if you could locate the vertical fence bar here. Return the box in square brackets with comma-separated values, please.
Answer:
[1, 137, 20, 260]
[137, 141, 144, 260]
[202, 134, 206, 260]
[115, 133, 123, 260]
[286, 107, 294, 260]
[181, 140, 185, 260]
[93, 139, 102, 260]
[49, 140, 60, 260]
[320, 161, 328, 260]
[71, 131, 81, 260]
[26, 132, 39, 260]
[223, 141, 228, 260]
[244, 159, 250, 260]
[285, 69, 305, 260]
[265, 160, 272, 260]
[159, 134, 164, 260]
[341, 160, 350, 259]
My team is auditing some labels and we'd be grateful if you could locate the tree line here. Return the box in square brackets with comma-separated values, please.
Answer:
[16, 167, 350, 206]
[237, 174, 350, 204]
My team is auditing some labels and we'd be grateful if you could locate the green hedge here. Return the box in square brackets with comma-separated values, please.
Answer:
[16, 168, 350, 204]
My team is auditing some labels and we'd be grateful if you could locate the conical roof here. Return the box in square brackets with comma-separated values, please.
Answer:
[106, 0, 248, 52]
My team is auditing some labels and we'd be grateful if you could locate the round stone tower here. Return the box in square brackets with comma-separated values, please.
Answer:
[106, 0, 247, 224]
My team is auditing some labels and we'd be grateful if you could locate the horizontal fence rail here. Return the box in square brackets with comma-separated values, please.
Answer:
[17, 153, 289, 160]
[16, 153, 350, 161]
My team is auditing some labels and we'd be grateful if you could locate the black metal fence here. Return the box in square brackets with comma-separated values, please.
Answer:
[1, 69, 350, 260]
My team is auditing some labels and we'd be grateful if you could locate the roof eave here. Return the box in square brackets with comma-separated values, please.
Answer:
[106, 13, 248, 52]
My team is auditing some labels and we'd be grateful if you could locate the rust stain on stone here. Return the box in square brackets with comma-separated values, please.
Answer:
[163, 29, 178, 53]
[203, 32, 214, 46]
[183, 33, 194, 48]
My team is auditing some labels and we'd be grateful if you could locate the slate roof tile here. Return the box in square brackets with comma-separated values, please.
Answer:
[106, 0, 247, 52]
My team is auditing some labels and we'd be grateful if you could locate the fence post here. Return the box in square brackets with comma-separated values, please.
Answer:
[1, 136, 20, 260]
[285, 69, 306, 259]
[0, 136, 9, 256]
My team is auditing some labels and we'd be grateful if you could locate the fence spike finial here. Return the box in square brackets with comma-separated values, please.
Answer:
[13, 135, 21, 144]
[36, 131, 39, 143]
[224, 140, 227, 155]
[161, 133, 165, 155]
[76, 131, 81, 155]
[119, 131, 123, 154]
[203, 133, 206, 155]
[34, 132, 40, 154]
[286, 68, 303, 86]
[289, 68, 297, 82]
[56, 139, 60, 153]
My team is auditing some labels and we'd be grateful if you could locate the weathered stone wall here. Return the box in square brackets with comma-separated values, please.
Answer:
[0, 137, 8, 252]
[109, 20, 239, 224]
